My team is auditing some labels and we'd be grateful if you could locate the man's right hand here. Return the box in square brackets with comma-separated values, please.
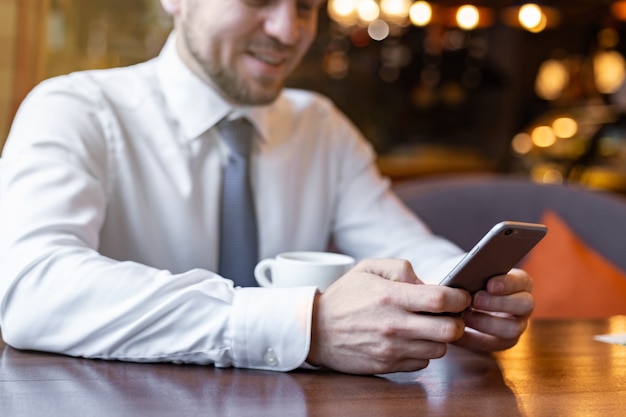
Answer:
[306, 258, 471, 375]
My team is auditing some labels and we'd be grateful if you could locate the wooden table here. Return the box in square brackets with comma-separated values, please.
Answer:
[2, 317, 625, 417]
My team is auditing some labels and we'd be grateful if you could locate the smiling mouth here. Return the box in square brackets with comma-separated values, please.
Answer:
[247, 36, 294, 67]
[249, 49, 290, 67]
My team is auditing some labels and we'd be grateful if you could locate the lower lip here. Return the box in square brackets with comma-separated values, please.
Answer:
[245, 54, 287, 78]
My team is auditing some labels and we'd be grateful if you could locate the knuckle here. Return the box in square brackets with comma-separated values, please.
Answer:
[427, 290, 447, 311]
[371, 338, 399, 362]
[398, 259, 413, 274]
[374, 285, 396, 307]
[438, 318, 464, 341]
[378, 318, 402, 338]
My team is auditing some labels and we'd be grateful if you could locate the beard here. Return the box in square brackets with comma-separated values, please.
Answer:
[181, 28, 289, 105]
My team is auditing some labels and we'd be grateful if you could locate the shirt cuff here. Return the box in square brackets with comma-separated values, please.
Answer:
[230, 286, 318, 371]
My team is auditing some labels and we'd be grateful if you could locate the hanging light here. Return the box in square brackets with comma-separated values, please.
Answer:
[502, 2, 560, 32]
[327, 0, 358, 26]
[328, 1, 558, 42]
[357, 0, 380, 23]
[449, 4, 493, 30]
[409, 1, 432, 27]
[380, 0, 412, 25]
[519, 3, 544, 31]
[456, 5, 480, 30]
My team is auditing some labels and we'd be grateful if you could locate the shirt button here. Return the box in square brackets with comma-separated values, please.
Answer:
[263, 348, 279, 366]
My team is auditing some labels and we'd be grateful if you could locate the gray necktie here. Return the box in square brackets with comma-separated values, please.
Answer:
[218, 118, 259, 287]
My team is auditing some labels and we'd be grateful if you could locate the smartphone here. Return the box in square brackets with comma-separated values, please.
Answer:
[439, 221, 547, 294]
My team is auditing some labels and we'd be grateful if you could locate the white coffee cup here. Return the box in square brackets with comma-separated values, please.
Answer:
[254, 251, 355, 291]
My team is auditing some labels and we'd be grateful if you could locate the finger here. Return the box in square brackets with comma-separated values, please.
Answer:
[381, 358, 431, 374]
[397, 314, 466, 343]
[473, 290, 534, 316]
[462, 309, 529, 341]
[355, 258, 422, 284]
[453, 327, 520, 352]
[397, 284, 471, 315]
[486, 268, 533, 295]
[374, 340, 447, 373]
[372, 337, 448, 362]
[325, 351, 433, 375]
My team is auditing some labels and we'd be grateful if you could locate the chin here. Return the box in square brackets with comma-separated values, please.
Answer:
[241, 84, 284, 105]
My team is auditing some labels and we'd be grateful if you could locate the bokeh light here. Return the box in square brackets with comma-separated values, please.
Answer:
[594, 50, 626, 94]
[519, 4, 542, 29]
[357, 0, 380, 22]
[368, 19, 390, 40]
[511, 132, 534, 155]
[456, 5, 479, 30]
[552, 117, 578, 139]
[409, 1, 432, 26]
[535, 59, 569, 100]
[531, 125, 557, 148]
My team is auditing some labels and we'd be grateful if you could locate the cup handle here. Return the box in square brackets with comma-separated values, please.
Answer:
[254, 259, 275, 287]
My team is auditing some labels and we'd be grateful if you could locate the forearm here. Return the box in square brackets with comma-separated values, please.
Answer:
[1, 248, 231, 362]
[0, 246, 317, 370]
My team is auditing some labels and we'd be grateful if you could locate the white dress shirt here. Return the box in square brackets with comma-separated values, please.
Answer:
[0, 35, 463, 371]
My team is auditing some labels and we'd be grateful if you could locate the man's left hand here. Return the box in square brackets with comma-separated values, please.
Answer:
[453, 268, 534, 352]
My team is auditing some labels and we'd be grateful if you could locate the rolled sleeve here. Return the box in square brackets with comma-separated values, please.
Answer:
[230, 286, 318, 371]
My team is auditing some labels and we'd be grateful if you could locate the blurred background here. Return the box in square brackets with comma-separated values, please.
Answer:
[3, 0, 626, 193]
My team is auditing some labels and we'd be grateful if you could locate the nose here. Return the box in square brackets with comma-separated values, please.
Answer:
[264, 1, 300, 45]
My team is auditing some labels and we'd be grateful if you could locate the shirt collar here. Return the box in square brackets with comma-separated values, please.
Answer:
[155, 32, 274, 143]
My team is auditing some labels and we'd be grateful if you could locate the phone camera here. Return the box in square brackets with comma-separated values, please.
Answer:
[504, 229, 513, 235]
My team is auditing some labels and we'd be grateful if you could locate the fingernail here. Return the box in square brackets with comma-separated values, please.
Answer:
[490, 279, 505, 293]
[474, 291, 487, 309]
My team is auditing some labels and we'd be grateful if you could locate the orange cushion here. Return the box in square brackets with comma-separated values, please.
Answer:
[521, 210, 626, 318]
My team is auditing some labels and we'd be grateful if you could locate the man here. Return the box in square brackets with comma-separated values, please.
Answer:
[0, 0, 533, 375]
